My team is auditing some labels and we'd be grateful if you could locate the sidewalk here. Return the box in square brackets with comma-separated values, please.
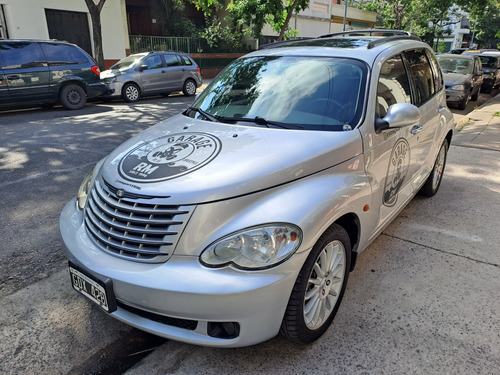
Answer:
[453, 92, 500, 151]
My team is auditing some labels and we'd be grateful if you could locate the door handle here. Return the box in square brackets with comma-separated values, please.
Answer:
[411, 125, 423, 135]
[7, 75, 20, 80]
[161, 70, 166, 73]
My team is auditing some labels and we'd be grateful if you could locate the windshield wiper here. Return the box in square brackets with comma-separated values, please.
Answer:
[186, 106, 220, 122]
[218, 116, 304, 129]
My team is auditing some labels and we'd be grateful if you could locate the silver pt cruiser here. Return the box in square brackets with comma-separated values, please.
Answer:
[60, 30, 455, 347]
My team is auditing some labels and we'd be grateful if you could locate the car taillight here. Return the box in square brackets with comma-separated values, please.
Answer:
[197, 67, 200, 73]
[91, 66, 101, 77]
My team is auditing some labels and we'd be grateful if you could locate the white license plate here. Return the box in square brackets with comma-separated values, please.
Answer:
[69, 264, 114, 312]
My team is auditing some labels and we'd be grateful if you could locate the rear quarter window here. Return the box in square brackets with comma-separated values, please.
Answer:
[181, 56, 193, 65]
[40, 43, 89, 65]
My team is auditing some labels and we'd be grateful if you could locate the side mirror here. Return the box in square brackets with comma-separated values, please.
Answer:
[375, 103, 421, 133]
[138, 64, 148, 72]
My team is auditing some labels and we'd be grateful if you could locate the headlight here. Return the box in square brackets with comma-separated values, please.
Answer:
[200, 224, 302, 270]
[450, 84, 464, 91]
[77, 167, 96, 210]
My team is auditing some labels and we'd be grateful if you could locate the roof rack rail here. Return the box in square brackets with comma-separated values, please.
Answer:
[319, 29, 421, 48]
[258, 37, 313, 50]
[319, 29, 416, 38]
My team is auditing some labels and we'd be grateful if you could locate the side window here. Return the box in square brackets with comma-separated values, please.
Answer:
[164, 54, 181, 67]
[40, 43, 88, 65]
[377, 54, 412, 118]
[426, 50, 443, 92]
[144, 55, 163, 69]
[0, 42, 46, 69]
[404, 49, 435, 106]
[181, 56, 193, 66]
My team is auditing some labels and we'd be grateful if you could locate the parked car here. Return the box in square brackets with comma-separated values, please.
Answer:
[476, 54, 500, 93]
[449, 48, 467, 54]
[61, 30, 454, 348]
[436, 54, 483, 109]
[0, 39, 105, 110]
[100, 51, 202, 102]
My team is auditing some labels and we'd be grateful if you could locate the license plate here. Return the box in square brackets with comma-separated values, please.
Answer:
[69, 262, 116, 313]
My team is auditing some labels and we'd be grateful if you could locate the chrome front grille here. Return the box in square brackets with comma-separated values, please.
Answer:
[84, 178, 193, 263]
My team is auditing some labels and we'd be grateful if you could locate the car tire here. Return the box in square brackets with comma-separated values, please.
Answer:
[280, 224, 351, 344]
[182, 79, 197, 97]
[60, 84, 87, 110]
[122, 83, 141, 102]
[419, 139, 448, 197]
[471, 89, 479, 101]
[457, 94, 468, 110]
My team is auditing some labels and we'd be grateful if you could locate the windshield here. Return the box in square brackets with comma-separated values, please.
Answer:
[437, 57, 473, 75]
[188, 56, 367, 130]
[109, 54, 145, 70]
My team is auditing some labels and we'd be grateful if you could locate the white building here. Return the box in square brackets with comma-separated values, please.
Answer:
[261, 1, 376, 44]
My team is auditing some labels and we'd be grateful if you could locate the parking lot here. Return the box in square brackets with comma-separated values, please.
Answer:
[0, 90, 499, 374]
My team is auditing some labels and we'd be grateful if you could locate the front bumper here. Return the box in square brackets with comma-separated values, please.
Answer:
[102, 81, 124, 98]
[60, 199, 306, 347]
[445, 89, 467, 104]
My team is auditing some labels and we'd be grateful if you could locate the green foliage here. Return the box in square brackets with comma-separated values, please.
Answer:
[227, 0, 310, 40]
[359, 0, 499, 50]
[156, 0, 198, 37]
[201, 18, 244, 48]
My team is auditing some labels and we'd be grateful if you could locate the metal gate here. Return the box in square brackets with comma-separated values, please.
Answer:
[45, 9, 92, 56]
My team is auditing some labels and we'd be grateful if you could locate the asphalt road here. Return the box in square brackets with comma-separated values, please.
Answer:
[1, 90, 498, 374]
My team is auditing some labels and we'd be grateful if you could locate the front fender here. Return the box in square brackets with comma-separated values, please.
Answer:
[175, 154, 374, 258]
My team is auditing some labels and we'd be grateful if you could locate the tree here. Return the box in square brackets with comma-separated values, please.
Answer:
[227, 0, 311, 41]
[359, 0, 494, 50]
[467, 0, 500, 48]
[84, 0, 106, 70]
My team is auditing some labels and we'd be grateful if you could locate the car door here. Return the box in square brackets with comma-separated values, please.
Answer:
[162, 54, 185, 90]
[139, 54, 166, 94]
[366, 53, 422, 228]
[401, 48, 443, 191]
[0, 41, 50, 103]
[472, 56, 483, 93]
[0, 66, 7, 102]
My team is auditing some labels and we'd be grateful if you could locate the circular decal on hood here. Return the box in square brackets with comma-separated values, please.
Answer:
[119, 132, 221, 183]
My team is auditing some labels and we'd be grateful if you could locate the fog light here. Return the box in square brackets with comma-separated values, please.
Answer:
[207, 322, 240, 339]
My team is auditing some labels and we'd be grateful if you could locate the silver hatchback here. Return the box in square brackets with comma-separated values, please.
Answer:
[101, 51, 202, 102]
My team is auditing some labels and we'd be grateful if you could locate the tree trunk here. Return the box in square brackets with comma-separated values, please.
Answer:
[84, 0, 106, 70]
[278, 0, 300, 41]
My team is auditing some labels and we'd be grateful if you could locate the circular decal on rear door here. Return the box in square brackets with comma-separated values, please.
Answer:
[383, 138, 410, 207]
[119, 132, 221, 183]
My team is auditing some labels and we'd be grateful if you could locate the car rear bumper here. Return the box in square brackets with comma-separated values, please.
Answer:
[87, 82, 107, 99]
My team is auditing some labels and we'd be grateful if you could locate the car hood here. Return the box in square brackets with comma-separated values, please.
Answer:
[98, 114, 363, 204]
[101, 68, 131, 78]
[443, 72, 469, 86]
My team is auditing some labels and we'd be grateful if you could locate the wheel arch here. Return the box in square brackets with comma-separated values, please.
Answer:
[59, 79, 87, 94]
[445, 129, 453, 150]
[333, 213, 361, 271]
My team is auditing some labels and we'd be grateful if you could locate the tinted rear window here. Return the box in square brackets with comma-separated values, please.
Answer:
[40, 43, 89, 65]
